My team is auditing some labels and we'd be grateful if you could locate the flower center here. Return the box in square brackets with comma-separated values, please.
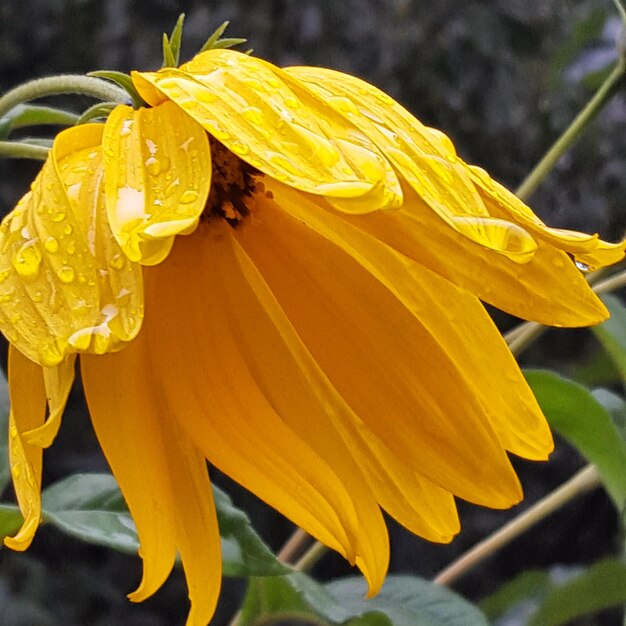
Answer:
[204, 136, 258, 225]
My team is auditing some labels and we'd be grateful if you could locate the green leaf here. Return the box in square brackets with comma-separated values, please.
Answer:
[529, 559, 626, 626]
[0, 369, 10, 495]
[327, 577, 490, 626]
[480, 570, 551, 620]
[168, 14, 185, 67]
[0, 104, 78, 138]
[238, 572, 353, 625]
[42, 473, 139, 553]
[75, 102, 117, 125]
[212, 483, 289, 577]
[0, 504, 24, 539]
[525, 370, 626, 508]
[592, 294, 626, 383]
[88, 71, 145, 108]
[162, 33, 177, 68]
[39, 473, 288, 576]
[240, 573, 489, 626]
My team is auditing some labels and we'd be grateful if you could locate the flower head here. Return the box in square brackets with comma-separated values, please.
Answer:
[2, 47, 624, 625]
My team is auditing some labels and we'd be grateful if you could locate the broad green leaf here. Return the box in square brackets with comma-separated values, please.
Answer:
[327, 576, 490, 626]
[592, 294, 626, 383]
[525, 370, 626, 508]
[529, 559, 626, 626]
[240, 573, 489, 626]
[39, 473, 288, 576]
[42, 473, 139, 553]
[238, 572, 353, 625]
[0, 503, 24, 538]
[480, 570, 551, 620]
[212, 484, 289, 577]
[592, 388, 626, 437]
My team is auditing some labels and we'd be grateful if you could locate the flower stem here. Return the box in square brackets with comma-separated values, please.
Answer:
[434, 465, 600, 586]
[0, 141, 50, 160]
[0, 75, 129, 120]
[515, 59, 625, 202]
[294, 540, 328, 572]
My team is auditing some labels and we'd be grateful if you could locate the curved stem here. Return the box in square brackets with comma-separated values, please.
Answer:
[0, 141, 50, 160]
[434, 465, 600, 586]
[276, 527, 312, 563]
[0, 75, 129, 120]
[515, 59, 625, 202]
[294, 540, 328, 572]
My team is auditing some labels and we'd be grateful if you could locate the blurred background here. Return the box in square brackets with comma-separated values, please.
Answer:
[0, 0, 625, 624]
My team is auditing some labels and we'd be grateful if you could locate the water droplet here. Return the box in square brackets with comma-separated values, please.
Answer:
[284, 97, 300, 109]
[0, 268, 11, 284]
[65, 239, 77, 255]
[230, 142, 249, 156]
[328, 96, 359, 116]
[44, 236, 59, 253]
[0, 288, 15, 303]
[242, 107, 265, 125]
[145, 156, 171, 176]
[12, 242, 42, 279]
[50, 211, 66, 223]
[180, 190, 199, 205]
[63, 224, 73, 236]
[575, 260, 591, 272]
[57, 266, 75, 283]
[109, 254, 126, 270]
[32, 290, 43, 303]
[197, 90, 217, 103]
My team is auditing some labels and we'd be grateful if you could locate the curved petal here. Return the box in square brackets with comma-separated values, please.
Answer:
[284, 65, 538, 261]
[103, 101, 211, 265]
[235, 190, 523, 508]
[262, 181, 553, 461]
[4, 346, 47, 550]
[23, 355, 76, 448]
[0, 124, 144, 366]
[140, 223, 394, 582]
[468, 166, 626, 270]
[336, 181, 609, 327]
[132, 49, 399, 208]
[81, 343, 221, 624]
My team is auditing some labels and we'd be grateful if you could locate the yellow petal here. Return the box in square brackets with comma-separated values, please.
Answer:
[23, 355, 75, 448]
[338, 181, 610, 327]
[0, 124, 144, 366]
[141, 224, 386, 576]
[236, 189, 523, 508]
[263, 181, 553, 460]
[468, 166, 626, 270]
[103, 101, 211, 265]
[132, 49, 395, 206]
[82, 344, 222, 623]
[4, 346, 47, 551]
[285, 65, 538, 260]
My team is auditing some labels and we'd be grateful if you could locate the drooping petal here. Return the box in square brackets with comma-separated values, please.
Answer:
[140, 223, 395, 584]
[4, 346, 47, 551]
[336, 180, 610, 327]
[0, 124, 144, 366]
[236, 189, 523, 508]
[468, 166, 626, 270]
[23, 355, 76, 448]
[261, 181, 553, 460]
[103, 101, 211, 265]
[284, 65, 538, 261]
[81, 341, 222, 624]
[132, 49, 401, 209]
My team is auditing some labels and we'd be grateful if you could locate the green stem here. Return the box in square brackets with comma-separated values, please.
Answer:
[0, 75, 129, 120]
[515, 59, 625, 202]
[434, 465, 600, 586]
[0, 141, 50, 160]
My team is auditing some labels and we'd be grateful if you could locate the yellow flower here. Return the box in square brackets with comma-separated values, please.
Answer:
[2, 49, 624, 624]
